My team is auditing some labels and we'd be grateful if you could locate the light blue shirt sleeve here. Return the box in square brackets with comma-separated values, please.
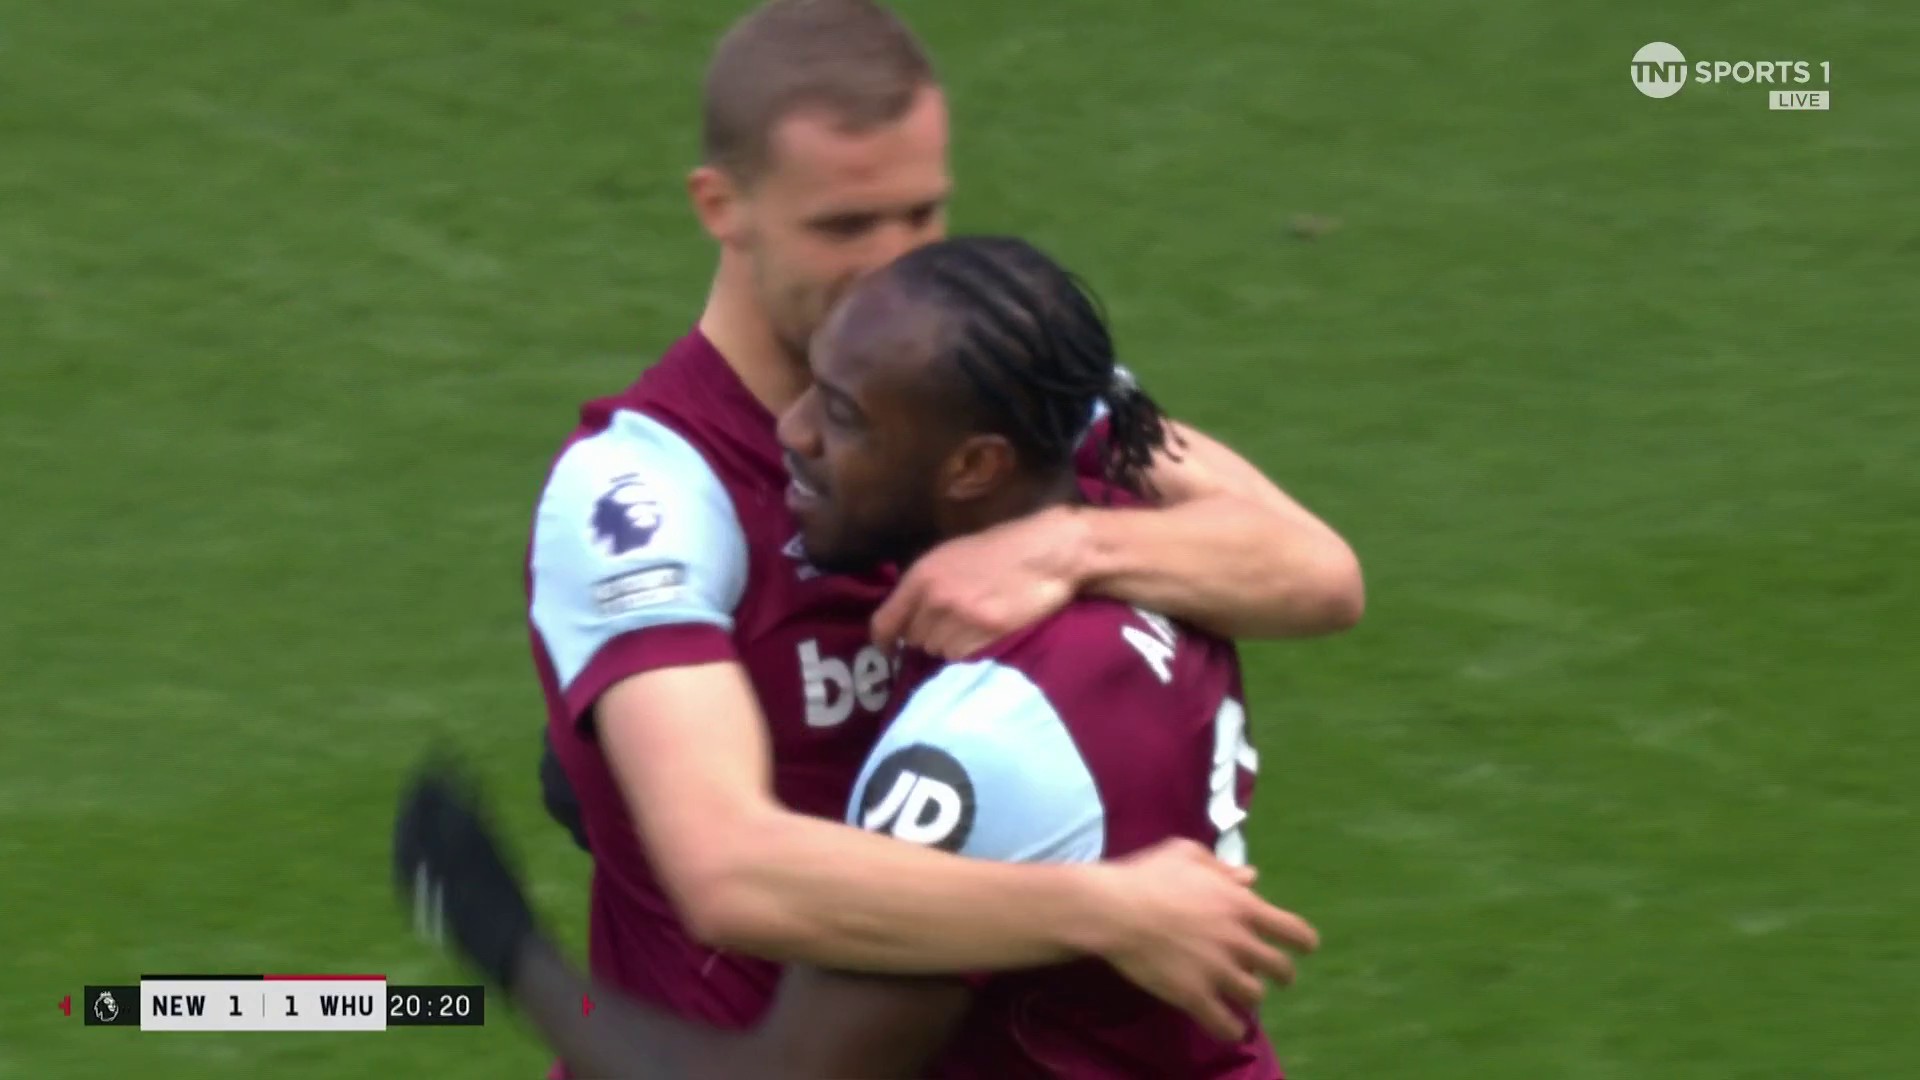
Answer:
[528, 409, 749, 691]
[846, 660, 1106, 864]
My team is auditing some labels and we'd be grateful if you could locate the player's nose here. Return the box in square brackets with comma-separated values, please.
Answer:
[864, 217, 937, 270]
[775, 388, 822, 459]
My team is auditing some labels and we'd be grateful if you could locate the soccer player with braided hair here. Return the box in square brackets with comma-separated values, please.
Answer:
[879, 234, 1176, 501]
[399, 236, 1307, 1078]
[522, 7, 1360, 1073]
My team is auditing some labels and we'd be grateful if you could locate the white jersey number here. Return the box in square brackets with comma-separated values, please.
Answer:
[1207, 698, 1259, 866]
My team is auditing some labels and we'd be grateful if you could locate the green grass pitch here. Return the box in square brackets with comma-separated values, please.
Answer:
[3, 1, 1915, 1076]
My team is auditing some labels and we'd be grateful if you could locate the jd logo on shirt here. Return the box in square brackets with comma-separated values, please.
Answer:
[858, 744, 975, 852]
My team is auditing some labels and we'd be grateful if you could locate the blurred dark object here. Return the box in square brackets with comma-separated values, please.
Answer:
[541, 731, 592, 854]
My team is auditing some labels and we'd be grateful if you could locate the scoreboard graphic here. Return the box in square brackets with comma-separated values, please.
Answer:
[69, 976, 484, 1032]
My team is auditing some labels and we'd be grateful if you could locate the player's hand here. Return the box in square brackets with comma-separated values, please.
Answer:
[1085, 839, 1318, 1042]
[872, 507, 1083, 658]
[392, 756, 539, 990]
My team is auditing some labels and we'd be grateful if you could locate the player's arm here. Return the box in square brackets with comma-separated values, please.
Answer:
[1071, 418, 1364, 640]
[534, 416, 1302, 1036]
[511, 940, 968, 1079]
[395, 672, 1314, 1072]
[393, 764, 963, 1079]
[600, 661, 1295, 1042]
[874, 407, 1362, 657]
[511, 656, 1219, 1078]
[601, 663, 1113, 967]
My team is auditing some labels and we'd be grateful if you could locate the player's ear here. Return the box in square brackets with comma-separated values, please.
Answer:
[942, 434, 1016, 502]
[688, 165, 746, 246]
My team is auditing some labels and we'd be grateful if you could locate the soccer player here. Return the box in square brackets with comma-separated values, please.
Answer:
[403, 234, 1307, 1077]
[527, 0, 1362, 1051]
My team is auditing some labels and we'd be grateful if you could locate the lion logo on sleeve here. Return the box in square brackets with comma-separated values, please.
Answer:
[590, 473, 665, 556]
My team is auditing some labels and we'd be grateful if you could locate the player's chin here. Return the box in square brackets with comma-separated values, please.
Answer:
[794, 518, 834, 561]
[800, 530, 868, 576]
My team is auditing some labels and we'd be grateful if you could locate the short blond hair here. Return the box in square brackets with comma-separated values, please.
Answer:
[701, 0, 937, 183]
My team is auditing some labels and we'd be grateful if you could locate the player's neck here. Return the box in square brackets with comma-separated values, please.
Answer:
[913, 472, 1080, 566]
[697, 267, 809, 416]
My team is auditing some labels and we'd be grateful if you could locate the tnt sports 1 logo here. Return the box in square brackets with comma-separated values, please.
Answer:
[1629, 42, 1690, 98]
[1630, 42, 1831, 107]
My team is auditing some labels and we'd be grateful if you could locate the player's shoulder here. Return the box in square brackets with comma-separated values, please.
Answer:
[616, 328, 786, 485]
[973, 597, 1228, 702]
[880, 601, 1205, 747]
[860, 654, 1104, 860]
[529, 403, 751, 618]
[549, 333, 747, 485]
[543, 408, 734, 530]
[981, 595, 1143, 654]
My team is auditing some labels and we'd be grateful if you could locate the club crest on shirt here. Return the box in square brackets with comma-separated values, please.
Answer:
[782, 533, 822, 581]
[590, 473, 664, 556]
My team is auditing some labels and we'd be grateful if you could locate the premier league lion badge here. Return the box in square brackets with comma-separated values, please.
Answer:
[591, 473, 665, 556]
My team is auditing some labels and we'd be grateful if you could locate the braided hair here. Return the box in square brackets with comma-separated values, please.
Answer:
[883, 236, 1182, 497]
